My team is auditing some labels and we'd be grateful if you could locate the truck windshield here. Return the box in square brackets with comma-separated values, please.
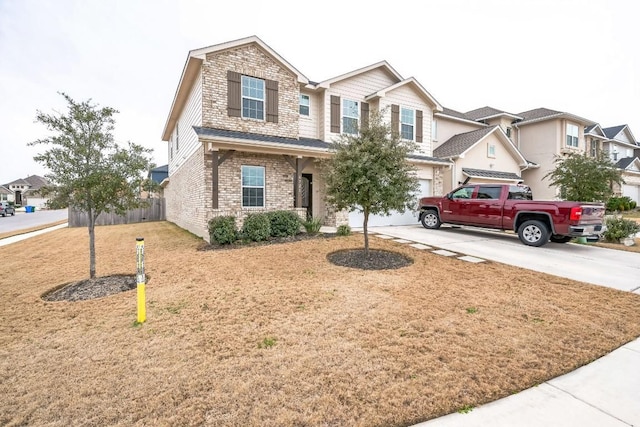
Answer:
[508, 185, 533, 200]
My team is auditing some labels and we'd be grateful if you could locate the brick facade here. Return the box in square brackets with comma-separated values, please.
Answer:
[202, 44, 299, 138]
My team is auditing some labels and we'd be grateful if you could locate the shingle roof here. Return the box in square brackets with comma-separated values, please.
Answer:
[433, 126, 497, 158]
[462, 168, 521, 180]
[585, 124, 598, 133]
[464, 106, 521, 121]
[0, 185, 11, 194]
[193, 126, 332, 150]
[24, 175, 49, 190]
[440, 107, 470, 120]
[407, 154, 452, 164]
[603, 125, 627, 139]
[5, 178, 31, 187]
[615, 157, 636, 169]
[516, 108, 563, 122]
[151, 165, 168, 173]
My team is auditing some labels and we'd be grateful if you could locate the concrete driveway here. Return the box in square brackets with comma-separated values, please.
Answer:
[370, 224, 640, 293]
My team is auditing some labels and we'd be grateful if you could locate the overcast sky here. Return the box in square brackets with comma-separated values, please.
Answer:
[1, 0, 638, 185]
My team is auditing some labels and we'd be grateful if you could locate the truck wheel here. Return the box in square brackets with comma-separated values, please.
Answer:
[517, 220, 549, 247]
[550, 235, 572, 243]
[421, 210, 441, 229]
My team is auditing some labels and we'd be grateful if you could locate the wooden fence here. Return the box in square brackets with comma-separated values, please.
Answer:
[68, 199, 166, 227]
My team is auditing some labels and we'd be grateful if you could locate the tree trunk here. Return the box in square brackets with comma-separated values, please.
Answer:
[88, 211, 96, 279]
[363, 208, 369, 257]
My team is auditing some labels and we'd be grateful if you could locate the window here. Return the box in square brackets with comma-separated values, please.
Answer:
[451, 186, 474, 199]
[241, 76, 265, 120]
[432, 119, 438, 141]
[241, 166, 265, 207]
[487, 143, 496, 158]
[590, 139, 598, 157]
[400, 107, 415, 140]
[566, 123, 579, 147]
[477, 186, 502, 199]
[508, 185, 533, 200]
[299, 94, 310, 116]
[342, 99, 359, 134]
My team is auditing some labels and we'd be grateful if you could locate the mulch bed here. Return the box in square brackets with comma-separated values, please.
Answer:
[42, 274, 137, 302]
[327, 248, 414, 270]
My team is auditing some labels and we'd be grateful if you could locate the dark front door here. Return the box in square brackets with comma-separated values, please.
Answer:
[302, 174, 312, 219]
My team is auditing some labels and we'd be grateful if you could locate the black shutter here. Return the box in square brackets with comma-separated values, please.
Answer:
[330, 95, 341, 133]
[266, 79, 278, 123]
[227, 71, 241, 117]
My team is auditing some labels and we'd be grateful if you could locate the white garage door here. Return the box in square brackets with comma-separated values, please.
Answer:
[622, 184, 640, 204]
[348, 179, 431, 227]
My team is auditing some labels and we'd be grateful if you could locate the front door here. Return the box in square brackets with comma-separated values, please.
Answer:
[302, 174, 313, 219]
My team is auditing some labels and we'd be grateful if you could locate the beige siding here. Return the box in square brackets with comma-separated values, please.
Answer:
[170, 70, 202, 175]
[484, 117, 515, 136]
[322, 68, 399, 140]
[299, 90, 320, 139]
[201, 44, 299, 139]
[380, 84, 434, 155]
[516, 121, 561, 200]
[435, 117, 485, 149]
[451, 133, 522, 189]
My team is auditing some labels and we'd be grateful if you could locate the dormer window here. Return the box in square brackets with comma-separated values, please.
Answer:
[241, 76, 265, 120]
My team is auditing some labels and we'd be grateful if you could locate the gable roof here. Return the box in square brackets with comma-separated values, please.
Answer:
[5, 178, 31, 187]
[315, 61, 403, 88]
[364, 77, 443, 111]
[162, 35, 309, 141]
[24, 175, 49, 190]
[515, 108, 596, 126]
[465, 106, 522, 121]
[0, 185, 11, 194]
[435, 107, 487, 127]
[615, 157, 640, 170]
[434, 125, 528, 166]
[603, 124, 637, 146]
[585, 123, 606, 137]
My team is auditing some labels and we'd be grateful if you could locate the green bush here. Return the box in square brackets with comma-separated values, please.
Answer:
[607, 196, 633, 212]
[208, 216, 237, 245]
[242, 213, 271, 242]
[630, 201, 637, 209]
[302, 217, 323, 234]
[337, 224, 351, 236]
[267, 210, 301, 237]
[603, 217, 640, 242]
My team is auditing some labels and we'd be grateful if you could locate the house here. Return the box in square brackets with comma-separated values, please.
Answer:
[509, 108, 597, 200]
[2, 175, 51, 208]
[602, 125, 640, 203]
[432, 107, 534, 193]
[140, 164, 169, 199]
[161, 36, 451, 240]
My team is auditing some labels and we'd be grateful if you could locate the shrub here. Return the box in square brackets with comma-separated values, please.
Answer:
[631, 201, 637, 209]
[602, 217, 640, 242]
[267, 210, 300, 237]
[242, 213, 271, 242]
[337, 224, 351, 236]
[207, 216, 237, 245]
[302, 217, 323, 234]
[607, 196, 633, 212]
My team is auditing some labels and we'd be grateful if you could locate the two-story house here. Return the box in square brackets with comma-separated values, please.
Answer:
[602, 125, 640, 203]
[161, 36, 451, 240]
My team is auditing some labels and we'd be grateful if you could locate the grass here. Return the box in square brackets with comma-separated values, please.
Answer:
[1, 221, 640, 426]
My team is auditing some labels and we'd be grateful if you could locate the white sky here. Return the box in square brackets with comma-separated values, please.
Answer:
[1, 0, 638, 184]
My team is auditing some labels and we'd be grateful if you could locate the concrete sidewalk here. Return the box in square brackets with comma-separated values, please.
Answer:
[360, 226, 640, 427]
[0, 223, 68, 247]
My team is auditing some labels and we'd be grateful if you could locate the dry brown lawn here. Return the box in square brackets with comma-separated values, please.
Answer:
[1, 221, 640, 427]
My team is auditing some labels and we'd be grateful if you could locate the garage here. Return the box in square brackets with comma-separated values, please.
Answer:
[348, 179, 430, 227]
[622, 184, 640, 204]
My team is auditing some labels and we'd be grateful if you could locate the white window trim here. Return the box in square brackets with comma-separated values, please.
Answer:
[566, 123, 579, 148]
[400, 107, 415, 141]
[299, 94, 310, 117]
[241, 165, 266, 208]
[241, 76, 265, 121]
[432, 119, 438, 142]
[487, 143, 496, 158]
[342, 98, 359, 135]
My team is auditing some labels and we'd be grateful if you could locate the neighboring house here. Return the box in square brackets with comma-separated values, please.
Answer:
[602, 124, 640, 203]
[510, 108, 597, 200]
[433, 126, 531, 191]
[0, 185, 12, 202]
[141, 164, 168, 198]
[2, 175, 51, 208]
[161, 35, 451, 240]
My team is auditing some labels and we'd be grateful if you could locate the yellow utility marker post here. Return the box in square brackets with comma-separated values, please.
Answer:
[136, 237, 146, 323]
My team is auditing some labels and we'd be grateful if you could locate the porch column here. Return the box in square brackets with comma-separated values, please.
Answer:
[211, 149, 219, 209]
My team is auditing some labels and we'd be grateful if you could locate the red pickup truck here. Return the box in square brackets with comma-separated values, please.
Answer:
[418, 183, 605, 247]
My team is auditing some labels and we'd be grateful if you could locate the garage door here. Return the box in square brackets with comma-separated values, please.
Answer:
[348, 179, 431, 227]
[622, 184, 640, 204]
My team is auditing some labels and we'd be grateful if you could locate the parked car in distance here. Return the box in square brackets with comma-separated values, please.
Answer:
[0, 201, 16, 217]
[418, 183, 605, 247]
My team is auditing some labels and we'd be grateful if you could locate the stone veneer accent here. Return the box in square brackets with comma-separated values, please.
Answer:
[433, 167, 445, 196]
[202, 44, 299, 139]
